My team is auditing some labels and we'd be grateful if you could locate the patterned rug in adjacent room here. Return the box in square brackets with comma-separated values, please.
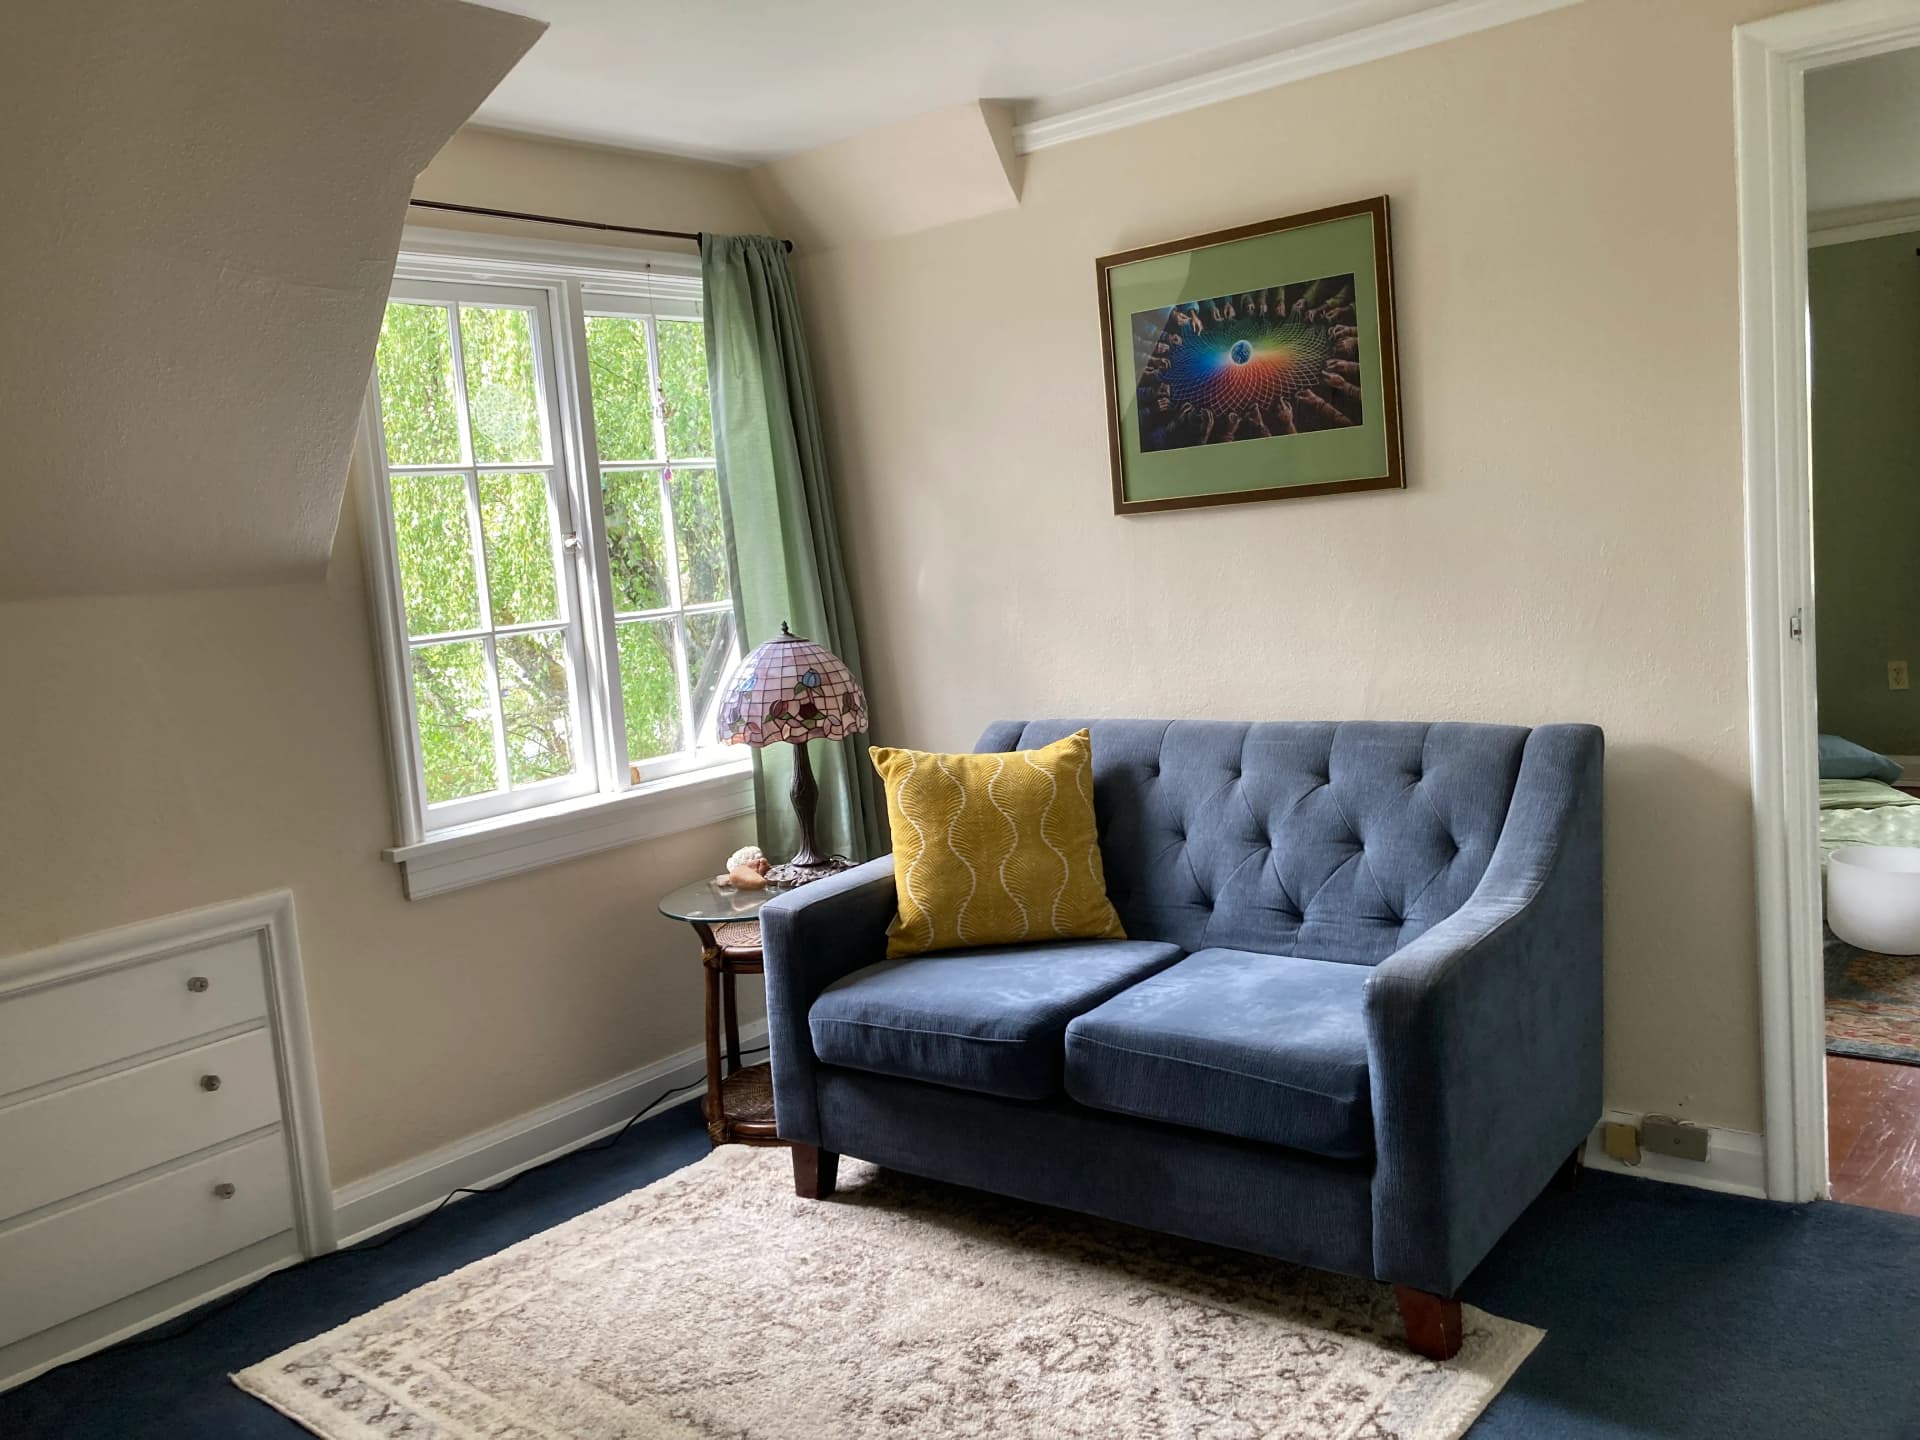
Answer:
[236, 1146, 1540, 1440]
[1827, 931, 1920, 1065]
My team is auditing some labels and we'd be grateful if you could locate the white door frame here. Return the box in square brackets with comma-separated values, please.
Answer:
[1735, 0, 1920, 1203]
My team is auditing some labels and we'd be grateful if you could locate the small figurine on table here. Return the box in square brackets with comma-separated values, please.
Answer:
[713, 845, 772, 892]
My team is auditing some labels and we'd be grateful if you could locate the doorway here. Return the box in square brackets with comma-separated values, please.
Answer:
[1806, 77, 1920, 1212]
[1736, 0, 1920, 1207]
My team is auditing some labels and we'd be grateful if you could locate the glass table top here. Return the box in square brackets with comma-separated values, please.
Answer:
[658, 876, 788, 924]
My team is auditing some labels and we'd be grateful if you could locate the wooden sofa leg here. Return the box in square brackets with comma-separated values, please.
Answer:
[1394, 1286, 1463, 1361]
[791, 1143, 838, 1200]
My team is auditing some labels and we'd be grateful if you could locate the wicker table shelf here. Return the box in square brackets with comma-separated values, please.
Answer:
[659, 881, 786, 1148]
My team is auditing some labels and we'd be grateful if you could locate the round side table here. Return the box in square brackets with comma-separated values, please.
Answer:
[659, 878, 787, 1148]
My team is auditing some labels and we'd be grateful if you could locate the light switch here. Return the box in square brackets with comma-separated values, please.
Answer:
[1891, 660, 1910, 692]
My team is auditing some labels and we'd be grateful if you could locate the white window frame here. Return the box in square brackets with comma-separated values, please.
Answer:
[358, 229, 752, 899]
[370, 277, 603, 830]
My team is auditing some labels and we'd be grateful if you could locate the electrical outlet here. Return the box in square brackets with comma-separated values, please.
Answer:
[1891, 660, 1910, 692]
[1640, 1114, 1710, 1162]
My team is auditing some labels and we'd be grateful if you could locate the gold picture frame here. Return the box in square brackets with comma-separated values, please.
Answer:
[1097, 196, 1405, 515]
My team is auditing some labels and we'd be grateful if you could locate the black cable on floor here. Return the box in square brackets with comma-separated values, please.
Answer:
[114, 1046, 770, 1352]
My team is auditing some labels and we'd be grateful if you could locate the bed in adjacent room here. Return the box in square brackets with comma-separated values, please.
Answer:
[1819, 778, 1920, 861]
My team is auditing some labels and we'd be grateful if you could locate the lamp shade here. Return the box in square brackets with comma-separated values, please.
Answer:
[718, 622, 869, 747]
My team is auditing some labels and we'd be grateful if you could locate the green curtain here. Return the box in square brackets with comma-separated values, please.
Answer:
[701, 233, 883, 863]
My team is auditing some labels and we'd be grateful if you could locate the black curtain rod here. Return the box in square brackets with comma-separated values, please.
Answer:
[408, 198, 792, 252]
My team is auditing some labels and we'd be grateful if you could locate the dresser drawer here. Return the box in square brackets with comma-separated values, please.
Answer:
[0, 933, 268, 1099]
[0, 1130, 293, 1351]
[0, 1029, 283, 1223]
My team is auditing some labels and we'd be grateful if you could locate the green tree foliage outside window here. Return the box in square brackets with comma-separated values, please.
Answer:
[460, 307, 543, 464]
[376, 304, 462, 466]
[410, 640, 493, 802]
[389, 473, 479, 637]
[657, 320, 713, 458]
[584, 317, 655, 462]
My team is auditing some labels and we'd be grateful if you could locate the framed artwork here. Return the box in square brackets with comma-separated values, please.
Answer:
[1097, 196, 1404, 515]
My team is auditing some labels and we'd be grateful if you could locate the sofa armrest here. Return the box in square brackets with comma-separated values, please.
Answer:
[758, 855, 897, 1144]
[1364, 724, 1604, 1296]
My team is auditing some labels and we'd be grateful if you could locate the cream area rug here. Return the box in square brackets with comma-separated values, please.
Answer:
[235, 1146, 1541, 1440]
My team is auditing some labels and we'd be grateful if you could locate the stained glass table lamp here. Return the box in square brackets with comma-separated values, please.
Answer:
[717, 622, 869, 885]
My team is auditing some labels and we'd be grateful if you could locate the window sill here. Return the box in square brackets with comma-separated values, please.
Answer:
[384, 760, 755, 900]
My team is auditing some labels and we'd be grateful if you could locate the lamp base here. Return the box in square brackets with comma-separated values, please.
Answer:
[768, 738, 853, 888]
[765, 856, 855, 888]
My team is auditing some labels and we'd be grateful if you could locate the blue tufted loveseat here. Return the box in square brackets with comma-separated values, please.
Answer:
[760, 719, 1603, 1358]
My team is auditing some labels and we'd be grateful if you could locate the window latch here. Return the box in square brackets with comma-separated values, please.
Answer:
[562, 531, 582, 553]
[1788, 607, 1803, 642]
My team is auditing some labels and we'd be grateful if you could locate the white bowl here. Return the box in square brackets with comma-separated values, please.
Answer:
[1827, 845, 1920, 955]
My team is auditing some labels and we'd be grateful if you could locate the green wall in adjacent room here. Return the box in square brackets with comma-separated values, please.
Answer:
[1811, 229, 1920, 758]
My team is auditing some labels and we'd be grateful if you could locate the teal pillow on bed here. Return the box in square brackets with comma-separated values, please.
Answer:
[1818, 734, 1902, 783]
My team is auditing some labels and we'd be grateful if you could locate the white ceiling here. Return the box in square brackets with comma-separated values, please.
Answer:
[1806, 46, 1920, 214]
[473, 0, 1466, 164]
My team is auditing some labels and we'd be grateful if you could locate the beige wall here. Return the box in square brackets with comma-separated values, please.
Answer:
[0, 130, 765, 1186]
[1810, 230, 1920, 756]
[797, 0, 1795, 1133]
[415, 126, 769, 247]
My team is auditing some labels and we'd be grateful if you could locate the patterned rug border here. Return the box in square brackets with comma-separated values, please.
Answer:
[1825, 1034, 1920, 1067]
[1824, 933, 1920, 1067]
[234, 1146, 1543, 1440]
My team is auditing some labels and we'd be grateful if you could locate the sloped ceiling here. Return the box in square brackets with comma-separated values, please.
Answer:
[0, 0, 544, 599]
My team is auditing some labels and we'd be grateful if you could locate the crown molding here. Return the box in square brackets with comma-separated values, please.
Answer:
[1808, 200, 1920, 246]
[1012, 0, 1586, 154]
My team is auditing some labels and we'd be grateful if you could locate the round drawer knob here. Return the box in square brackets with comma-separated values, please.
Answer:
[212, 1182, 236, 1200]
[199, 1074, 222, 1092]
[186, 976, 210, 993]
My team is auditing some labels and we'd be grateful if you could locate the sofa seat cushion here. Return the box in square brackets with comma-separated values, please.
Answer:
[1064, 948, 1375, 1158]
[810, 939, 1183, 1100]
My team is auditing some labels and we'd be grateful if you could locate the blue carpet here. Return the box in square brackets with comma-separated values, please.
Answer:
[2, 1103, 1916, 1438]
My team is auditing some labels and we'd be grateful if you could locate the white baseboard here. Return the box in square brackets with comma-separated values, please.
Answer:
[1583, 1109, 1767, 1199]
[331, 1022, 766, 1248]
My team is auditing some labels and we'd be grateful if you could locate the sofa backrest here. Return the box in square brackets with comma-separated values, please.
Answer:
[974, 719, 1530, 965]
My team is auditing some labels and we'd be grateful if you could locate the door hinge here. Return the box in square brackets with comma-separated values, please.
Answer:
[1788, 608, 1803, 641]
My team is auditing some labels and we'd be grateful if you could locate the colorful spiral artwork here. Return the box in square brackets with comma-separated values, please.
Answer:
[1132, 272, 1363, 453]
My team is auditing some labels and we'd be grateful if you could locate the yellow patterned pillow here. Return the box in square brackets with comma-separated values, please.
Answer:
[870, 729, 1126, 959]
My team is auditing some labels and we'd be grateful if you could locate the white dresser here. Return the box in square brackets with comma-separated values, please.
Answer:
[0, 892, 332, 1390]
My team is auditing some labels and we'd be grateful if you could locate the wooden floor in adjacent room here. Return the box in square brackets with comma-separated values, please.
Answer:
[1828, 1054, 1920, 1217]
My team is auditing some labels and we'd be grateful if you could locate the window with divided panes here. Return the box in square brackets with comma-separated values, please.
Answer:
[367, 265, 740, 837]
